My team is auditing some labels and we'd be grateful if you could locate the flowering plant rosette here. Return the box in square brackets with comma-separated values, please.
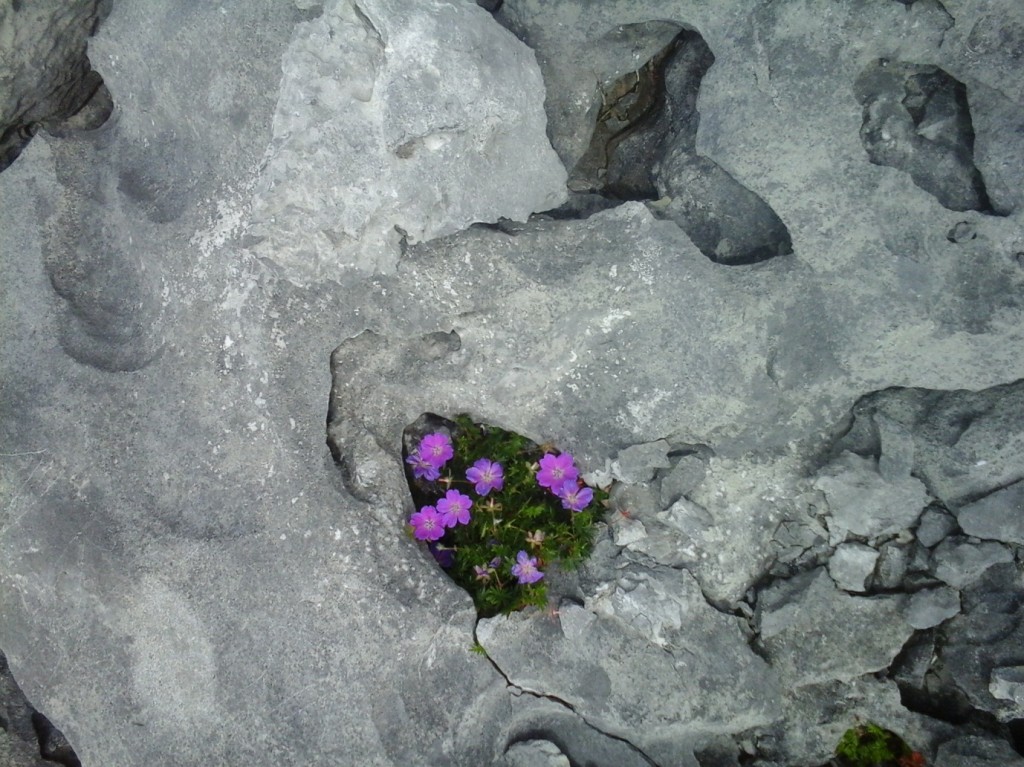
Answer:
[404, 415, 604, 616]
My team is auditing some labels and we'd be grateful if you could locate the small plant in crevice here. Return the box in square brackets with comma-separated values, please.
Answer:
[403, 414, 605, 618]
[834, 721, 926, 767]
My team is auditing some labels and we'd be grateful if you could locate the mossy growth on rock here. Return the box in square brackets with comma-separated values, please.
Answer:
[403, 413, 605, 617]
[834, 721, 925, 767]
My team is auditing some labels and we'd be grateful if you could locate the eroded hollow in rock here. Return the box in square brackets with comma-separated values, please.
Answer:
[0, 650, 81, 767]
[402, 412, 601, 618]
[553, 23, 793, 265]
[0, 66, 114, 174]
[855, 59, 997, 214]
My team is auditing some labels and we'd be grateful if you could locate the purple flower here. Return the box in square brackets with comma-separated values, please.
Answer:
[474, 556, 502, 582]
[429, 542, 454, 568]
[406, 450, 440, 481]
[409, 506, 444, 541]
[556, 480, 593, 512]
[536, 452, 578, 491]
[473, 564, 492, 582]
[511, 550, 544, 585]
[437, 489, 473, 528]
[466, 458, 504, 496]
[419, 433, 454, 467]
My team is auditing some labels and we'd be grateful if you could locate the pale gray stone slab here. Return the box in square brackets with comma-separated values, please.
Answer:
[930, 538, 1015, 588]
[905, 587, 961, 630]
[990, 666, 1024, 708]
[756, 569, 913, 686]
[3, 0, 1024, 764]
[814, 452, 930, 543]
[248, 0, 566, 284]
[957, 480, 1024, 545]
[916, 507, 958, 548]
[828, 542, 880, 593]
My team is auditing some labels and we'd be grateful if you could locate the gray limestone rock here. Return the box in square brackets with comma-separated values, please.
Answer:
[874, 541, 911, 589]
[876, 413, 918, 484]
[617, 510, 703, 569]
[905, 586, 961, 629]
[611, 516, 648, 548]
[0, 650, 62, 767]
[935, 564, 1024, 723]
[0, 0, 109, 170]
[610, 439, 672, 484]
[658, 453, 709, 508]
[828, 542, 880, 592]
[930, 537, 1015, 588]
[772, 512, 832, 571]
[249, 0, 566, 284]
[755, 676, 945, 767]
[496, 2, 683, 174]
[935, 735, 1024, 767]
[956, 480, 1024, 545]
[916, 506, 958, 548]
[502, 740, 570, 767]
[814, 452, 930, 543]
[854, 59, 991, 212]
[479, 589, 780, 766]
[3, 0, 1024, 765]
[494, 696, 656, 767]
[892, 633, 938, 691]
[989, 666, 1024, 709]
[841, 385, 1024, 507]
[756, 568, 913, 686]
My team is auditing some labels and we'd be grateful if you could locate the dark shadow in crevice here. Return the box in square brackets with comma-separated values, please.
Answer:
[0, 70, 113, 173]
[855, 59, 1002, 215]
[551, 24, 793, 265]
[0, 0, 115, 175]
[0, 650, 81, 767]
[32, 712, 82, 767]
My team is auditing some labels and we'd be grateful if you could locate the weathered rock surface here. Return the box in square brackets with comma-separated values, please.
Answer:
[814, 452, 930, 544]
[248, 0, 566, 284]
[840, 385, 1024, 507]
[479, 577, 781, 767]
[610, 439, 672, 484]
[905, 586, 961, 630]
[917, 506, 959, 548]
[956, 480, 1024, 545]
[2, 0, 1024, 765]
[829, 542, 880, 592]
[930, 564, 1024, 726]
[756, 569, 913, 687]
[935, 735, 1024, 767]
[930, 537, 1015, 589]
[0, 0, 109, 170]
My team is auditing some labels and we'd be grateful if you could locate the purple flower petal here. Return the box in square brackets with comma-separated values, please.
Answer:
[466, 458, 504, 496]
[510, 550, 544, 585]
[536, 452, 579, 491]
[406, 450, 440, 481]
[556, 480, 594, 512]
[429, 542, 455, 568]
[419, 433, 454, 467]
[409, 506, 445, 541]
[436, 489, 473, 528]
[473, 564, 491, 582]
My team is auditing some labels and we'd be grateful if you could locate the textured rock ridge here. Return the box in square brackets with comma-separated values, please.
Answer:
[1, 0, 1023, 765]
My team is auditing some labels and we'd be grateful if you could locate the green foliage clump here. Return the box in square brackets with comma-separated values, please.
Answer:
[834, 721, 925, 767]
[405, 414, 605, 618]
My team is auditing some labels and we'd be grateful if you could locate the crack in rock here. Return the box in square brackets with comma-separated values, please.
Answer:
[474, 623, 662, 767]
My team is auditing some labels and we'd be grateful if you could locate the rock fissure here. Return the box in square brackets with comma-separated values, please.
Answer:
[3, 0, 1024, 764]
[474, 623, 662, 767]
